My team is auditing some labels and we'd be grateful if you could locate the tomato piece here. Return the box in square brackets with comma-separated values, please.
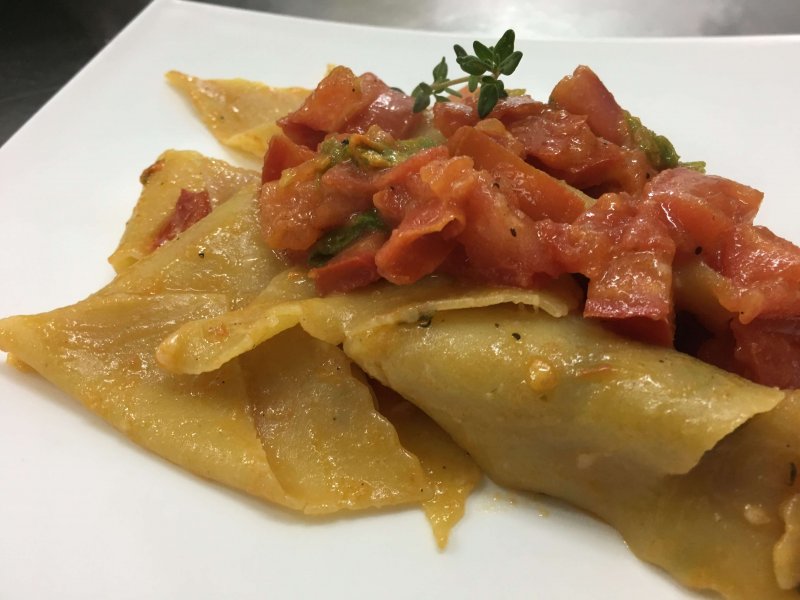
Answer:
[261, 134, 316, 183]
[375, 158, 471, 285]
[280, 67, 421, 147]
[645, 167, 763, 259]
[731, 318, 800, 388]
[549, 65, 629, 146]
[507, 108, 649, 194]
[152, 188, 211, 249]
[310, 231, 387, 295]
[448, 126, 588, 223]
[259, 158, 374, 251]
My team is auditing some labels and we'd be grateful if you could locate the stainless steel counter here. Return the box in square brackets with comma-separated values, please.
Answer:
[3, 0, 799, 145]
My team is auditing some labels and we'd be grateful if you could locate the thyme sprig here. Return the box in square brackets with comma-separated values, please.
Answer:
[411, 29, 523, 118]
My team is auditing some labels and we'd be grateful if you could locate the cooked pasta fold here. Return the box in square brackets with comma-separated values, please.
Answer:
[342, 307, 794, 599]
[166, 71, 309, 159]
[0, 158, 480, 533]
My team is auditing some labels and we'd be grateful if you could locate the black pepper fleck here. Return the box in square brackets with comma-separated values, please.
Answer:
[694, 246, 703, 255]
[510, 228, 517, 237]
[418, 314, 433, 328]
[512, 332, 521, 340]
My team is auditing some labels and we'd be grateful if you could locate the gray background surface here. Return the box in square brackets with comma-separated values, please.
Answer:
[3, 0, 800, 145]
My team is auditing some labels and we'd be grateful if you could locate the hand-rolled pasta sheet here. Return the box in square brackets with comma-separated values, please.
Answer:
[0, 170, 441, 515]
[0, 292, 298, 507]
[166, 71, 309, 159]
[109, 150, 260, 273]
[375, 383, 482, 549]
[343, 305, 791, 598]
[108, 183, 288, 309]
[240, 327, 430, 513]
[157, 269, 581, 375]
[624, 392, 800, 599]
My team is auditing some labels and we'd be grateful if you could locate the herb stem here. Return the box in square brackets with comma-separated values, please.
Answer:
[429, 76, 471, 94]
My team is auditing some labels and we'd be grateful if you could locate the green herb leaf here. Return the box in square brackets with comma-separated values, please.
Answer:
[468, 75, 479, 92]
[457, 55, 490, 76]
[499, 50, 523, 76]
[308, 208, 387, 268]
[477, 83, 499, 118]
[494, 29, 515, 60]
[453, 44, 467, 59]
[472, 40, 494, 63]
[413, 93, 431, 112]
[432, 57, 448, 82]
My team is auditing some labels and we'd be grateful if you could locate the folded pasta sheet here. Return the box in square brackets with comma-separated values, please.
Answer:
[109, 150, 259, 272]
[107, 183, 285, 309]
[157, 269, 580, 374]
[0, 155, 481, 536]
[166, 71, 309, 158]
[343, 306, 796, 599]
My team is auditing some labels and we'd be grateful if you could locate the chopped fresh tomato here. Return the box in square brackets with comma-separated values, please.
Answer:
[262, 134, 316, 183]
[279, 67, 423, 148]
[257, 63, 800, 387]
[549, 65, 630, 146]
[448, 125, 589, 222]
[310, 231, 387, 295]
[152, 188, 211, 249]
[731, 318, 800, 388]
[375, 158, 471, 284]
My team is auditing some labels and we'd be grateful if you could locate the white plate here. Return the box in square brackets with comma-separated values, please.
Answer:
[1, 1, 799, 598]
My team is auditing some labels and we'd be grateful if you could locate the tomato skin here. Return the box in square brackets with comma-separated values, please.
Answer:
[448, 126, 588, 223]
[549, 65, 630, 147]
[152, 188, 212, 249]
[645, 167, 763, 261]
[309, 231, 387, 296]
[261, 134, 316, 183]
[375, 157, 471, 285]
[731, 318, 800, 388]
[279, 67, 422, 148]
[508, 109, 649, 194]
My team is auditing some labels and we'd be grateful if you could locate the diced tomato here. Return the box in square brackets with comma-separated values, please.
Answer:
[432, 95, 546, 138]
[259, 157, 375, 251]
[152, 188, 212, 249]
[448, 126, 588, 223]
[433, 101, 478, 137]
[507, 108, 649, 194]
[549, 65, 630, 146]
[645, 167, 763, 260]
[344, 83, 423, 140]
[310, 231, 387, 295]
[556, 194, 676, 344]
[731, 318, 800, 388]
[455, 172, 564, 287]
[280, 67, 374, 139]
[375, 158, 471, 284]
[261, 134, 316, 183]
[279, 67, 421, 147]
[716, 225, 800, 323]
[374, 146, 450, 189]
[472, 119, 526, 156]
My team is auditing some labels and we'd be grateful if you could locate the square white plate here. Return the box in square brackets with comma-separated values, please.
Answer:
[1, 1, 799, 598]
